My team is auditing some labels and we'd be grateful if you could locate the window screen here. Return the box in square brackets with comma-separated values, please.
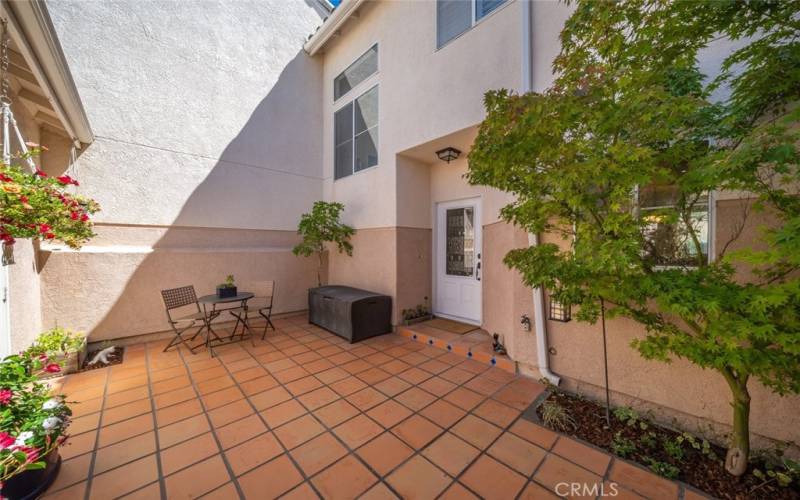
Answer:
[334, 103, 353, 180]
[475, 0, 505, 20]
[334, 45, 378, 101]
[354, 87, 378, 172]
[437, 0, 471, 48]
[334, 86, 379, 180]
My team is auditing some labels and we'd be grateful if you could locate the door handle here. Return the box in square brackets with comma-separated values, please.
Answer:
[476, 262, 481, 281]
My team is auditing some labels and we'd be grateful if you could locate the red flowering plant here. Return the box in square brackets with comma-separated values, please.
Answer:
[0, 148, 99, 249]
[0, 350, 70, 484]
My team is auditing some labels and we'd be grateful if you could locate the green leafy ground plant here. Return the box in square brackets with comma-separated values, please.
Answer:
[27, 328, 85, 359]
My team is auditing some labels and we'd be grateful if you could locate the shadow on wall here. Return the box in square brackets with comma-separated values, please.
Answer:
[39, 46, 327, 342]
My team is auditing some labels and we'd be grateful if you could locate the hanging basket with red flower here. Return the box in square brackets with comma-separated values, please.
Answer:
[0, 148, 99, 250]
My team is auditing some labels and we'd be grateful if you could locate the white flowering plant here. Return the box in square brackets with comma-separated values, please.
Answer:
[0, 350, 71, 485]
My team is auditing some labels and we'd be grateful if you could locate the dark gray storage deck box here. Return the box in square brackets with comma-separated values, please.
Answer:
[308, 286, 392, 343]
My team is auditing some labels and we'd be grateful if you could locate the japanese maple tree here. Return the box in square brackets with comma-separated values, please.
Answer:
[468, 0, 800, 475]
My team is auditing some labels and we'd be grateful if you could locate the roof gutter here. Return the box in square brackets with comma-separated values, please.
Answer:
[2, 0, 93, 147]
[304, 0, 367, 56]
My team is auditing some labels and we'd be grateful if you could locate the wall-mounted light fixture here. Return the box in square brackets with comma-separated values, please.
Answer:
[435, 147, 461, 163]
[549, 298, 571, 322]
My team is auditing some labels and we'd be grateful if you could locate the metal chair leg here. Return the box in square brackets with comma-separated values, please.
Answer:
[164, 322, 201, 352]
[259, 310, 274, 340]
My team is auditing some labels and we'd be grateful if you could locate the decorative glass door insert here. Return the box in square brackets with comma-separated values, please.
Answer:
[445, 207, 475, 277]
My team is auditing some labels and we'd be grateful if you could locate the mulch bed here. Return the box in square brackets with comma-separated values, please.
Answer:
[535, 390, 799, 500]
[81, 346, 124, 371]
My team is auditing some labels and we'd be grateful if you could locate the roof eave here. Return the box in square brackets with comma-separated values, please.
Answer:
[3, 0, 93, 147]
[304, 0, 367, 56]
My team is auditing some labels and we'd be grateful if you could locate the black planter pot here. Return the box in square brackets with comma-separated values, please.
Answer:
[1, 449, 61, 500]
[217, 286, 237, 298]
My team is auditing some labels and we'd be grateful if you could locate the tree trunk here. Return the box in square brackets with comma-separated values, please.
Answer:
[722, 368, 750, 476]
[316, 251, 322, 287]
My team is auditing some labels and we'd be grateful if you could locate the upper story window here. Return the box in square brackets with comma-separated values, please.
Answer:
[334, 85, 379, 180]
[436, 0, 506, 48]
[334, 44, 378, 101]
[639, 185, 711, 267]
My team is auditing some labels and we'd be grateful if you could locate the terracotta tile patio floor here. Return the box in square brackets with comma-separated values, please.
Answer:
[41, 314, 697, 499]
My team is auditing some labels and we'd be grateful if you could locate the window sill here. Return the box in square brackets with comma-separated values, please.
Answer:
[332, 163, 380, 182]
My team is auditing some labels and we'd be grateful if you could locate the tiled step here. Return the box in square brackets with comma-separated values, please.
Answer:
[397, 325, 516, 373]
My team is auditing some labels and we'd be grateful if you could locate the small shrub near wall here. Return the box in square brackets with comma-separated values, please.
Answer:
[27, 327, 87, 376]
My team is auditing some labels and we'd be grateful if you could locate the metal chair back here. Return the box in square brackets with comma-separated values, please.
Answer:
[250, 281, 275, 309]
[161, 285, 200, 321]
[160, 285, 203, 352]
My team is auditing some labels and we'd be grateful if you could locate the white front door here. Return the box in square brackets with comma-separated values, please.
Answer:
[435, 198, 482, 325]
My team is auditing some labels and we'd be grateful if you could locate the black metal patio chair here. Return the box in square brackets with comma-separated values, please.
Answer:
[230, 280, 276, 340]
[160, 285, 206, 352]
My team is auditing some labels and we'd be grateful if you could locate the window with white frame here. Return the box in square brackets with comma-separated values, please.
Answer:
[436, 0, 506, 48]
[334, 44, 378, 101]
[334, 85, 379, 180]
[639, 185, 711, 267]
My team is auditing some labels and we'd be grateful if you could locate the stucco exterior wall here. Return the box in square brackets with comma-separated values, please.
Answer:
[8, 239, 42, 353]
[320, 0, 522, 230]
[7, 94, 42, 352]
[327, 226, 397, 298]
[41, 0, 327, 340]
[318, 0, 522, 321]
[39, 227, 320, 341]
[4, 86, 73, 352]
[48, 0, 326, 231]
[395, 227, 432, 322]
[429, 156, 514, 227]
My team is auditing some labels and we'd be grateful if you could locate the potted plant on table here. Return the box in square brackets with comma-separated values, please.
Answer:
[0, 351, 70, 499]
[27, 328, 86, 377]
[216, 275, 237, 299]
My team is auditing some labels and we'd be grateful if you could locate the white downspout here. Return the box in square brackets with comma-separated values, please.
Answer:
[522, 1, 560, 385]
[528, 234, 560, 384]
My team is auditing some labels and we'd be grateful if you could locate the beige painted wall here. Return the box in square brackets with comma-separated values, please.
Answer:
[320, 0, 523, 230]
[429, 155, 514, 227]
[39, 0, 328, 342]
[318, 0, 523, 326]
[39, 226, 320, 341]
[5, 85, 74, 352]
[482, 221, 537, 361]
[49, 0, 327, 231]
[395, 227, 432, 322]
[6, 93, 43, 353]
[327, 226, 397, 296]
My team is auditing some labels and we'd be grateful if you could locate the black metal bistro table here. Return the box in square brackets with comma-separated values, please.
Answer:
[192, 292, 255, 356]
